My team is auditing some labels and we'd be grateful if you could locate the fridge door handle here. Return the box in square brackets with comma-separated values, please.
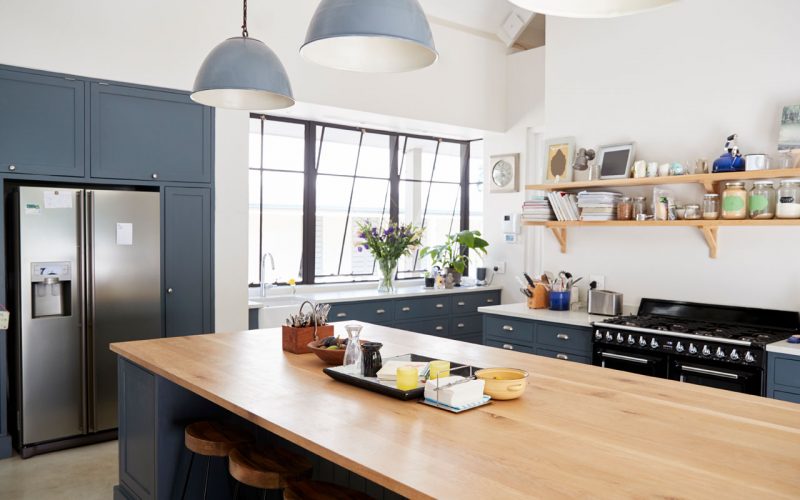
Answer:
[86, 190, 97, 432]
[77, 191, 87, 433]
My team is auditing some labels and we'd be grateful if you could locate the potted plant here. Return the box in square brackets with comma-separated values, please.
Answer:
[355, 221, 424, 293]
[420, 230, 489, 287]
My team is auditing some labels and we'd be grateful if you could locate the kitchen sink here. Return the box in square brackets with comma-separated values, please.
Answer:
[250, 295, 308, 328]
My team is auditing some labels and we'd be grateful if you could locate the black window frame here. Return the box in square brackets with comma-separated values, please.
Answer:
[249, 113, 482, 287]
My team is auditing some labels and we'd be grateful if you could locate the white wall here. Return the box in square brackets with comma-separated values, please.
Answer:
[540, 0, 800, 311]
[0, 0, 509, 331]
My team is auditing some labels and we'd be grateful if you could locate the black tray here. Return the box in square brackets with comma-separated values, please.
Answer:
[323, 354, 480, 401]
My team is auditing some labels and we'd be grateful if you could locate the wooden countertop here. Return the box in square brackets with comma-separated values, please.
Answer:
[111, 324, 800, 499]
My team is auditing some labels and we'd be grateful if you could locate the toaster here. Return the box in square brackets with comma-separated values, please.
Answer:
[588, 290, 623, 316]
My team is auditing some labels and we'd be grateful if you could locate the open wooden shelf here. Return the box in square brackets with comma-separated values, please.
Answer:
[525, 168, 800, 194]
[523, 219, 800, 258]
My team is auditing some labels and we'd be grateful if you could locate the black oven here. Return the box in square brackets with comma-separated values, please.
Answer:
[670, 359, 763, 396]
[594, 345, 668, 378]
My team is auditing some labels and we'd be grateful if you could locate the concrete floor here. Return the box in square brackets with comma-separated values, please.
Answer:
[0, 441, 117, 500]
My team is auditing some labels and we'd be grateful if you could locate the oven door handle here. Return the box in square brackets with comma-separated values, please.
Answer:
[679, 365, 739, 380]
[600, 352, 651, 365]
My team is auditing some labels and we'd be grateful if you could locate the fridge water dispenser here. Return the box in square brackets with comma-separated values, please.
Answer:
[31, 262, 72, 318]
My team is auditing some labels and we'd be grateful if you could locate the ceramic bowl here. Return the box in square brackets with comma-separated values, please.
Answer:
[475, 367, 529, 400]
[306, 339, 365, 365]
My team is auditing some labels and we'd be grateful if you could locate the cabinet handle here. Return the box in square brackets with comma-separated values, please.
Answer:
[502, 344, 514, 350]
[457, 301, 465, 306]
[435, 326, 444, 331]
[401, 306, 411, 312]
[502, 325, 514, 332]
[151, 173, 159, 179]
[556, 353, 569, 360]
[376, 309, 385, 314]
[435, 303, 444, 309]
[556, 333, 570, 340]
[486, 298, 495, 303]
[167, 288, 174, 294]
[457, 323, 465, 328]
[336, 312, 347, 318]
[8, 165, 16, 171]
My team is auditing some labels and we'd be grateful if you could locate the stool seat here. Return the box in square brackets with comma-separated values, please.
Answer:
[228, 444, 313, 490]
[184, 421, 250, 457]
[283, 480, 373, 500]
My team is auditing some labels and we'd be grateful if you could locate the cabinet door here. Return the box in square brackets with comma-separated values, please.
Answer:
[91, 83, 211, 183]
[164, 188, 213, 337]
[0, 69, 85, 176]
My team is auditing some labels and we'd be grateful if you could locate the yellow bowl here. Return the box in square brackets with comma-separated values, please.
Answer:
[475, 368, 529, 400]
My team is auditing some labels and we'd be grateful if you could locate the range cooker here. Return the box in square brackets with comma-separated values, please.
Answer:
[592, 298, 800, 396]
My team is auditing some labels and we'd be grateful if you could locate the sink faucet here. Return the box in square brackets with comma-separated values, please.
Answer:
[260, 252, 276, 297]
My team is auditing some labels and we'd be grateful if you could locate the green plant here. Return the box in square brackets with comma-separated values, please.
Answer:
[420, 230, 489, 274]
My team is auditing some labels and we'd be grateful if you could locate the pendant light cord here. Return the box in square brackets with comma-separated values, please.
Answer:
[241, 0, 249, 38]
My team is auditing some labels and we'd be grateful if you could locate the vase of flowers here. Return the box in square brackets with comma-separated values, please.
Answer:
[355, 221, 424, 293]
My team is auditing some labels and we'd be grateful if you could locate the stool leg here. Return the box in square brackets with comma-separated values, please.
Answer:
[232, 481, 239, 500]
[261, 489, 268, 500]
[180, 451, 195, 500]
[202, 455, 211, 500]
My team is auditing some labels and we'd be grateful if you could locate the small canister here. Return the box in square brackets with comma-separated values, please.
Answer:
[702, 194, 720, 220]
[776, 179, 800, 219]
[721, 181, 747, 219]
[633, 196, 647, 218]
[617, 196, 633, 220]
[748, 181, 776, 219]
[684, 204, 702, 220]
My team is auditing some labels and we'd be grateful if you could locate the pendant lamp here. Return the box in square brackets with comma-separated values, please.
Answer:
[301, 0, 438, 73]
[506, 0, 677, 18]
[192, 0, 294, 110]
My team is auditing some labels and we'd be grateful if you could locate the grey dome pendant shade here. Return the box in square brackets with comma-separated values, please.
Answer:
[301, 0, 438, 73]
[191, 0, 294, 110]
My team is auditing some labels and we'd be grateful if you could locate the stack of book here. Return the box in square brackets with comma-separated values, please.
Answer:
[577, 191, 622, 221]
[521, 197, 556, 222]
[547, 191, 579, 221]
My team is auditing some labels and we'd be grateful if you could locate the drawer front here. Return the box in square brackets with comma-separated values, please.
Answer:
[395, 297, 451, 320]
[329, 301, 394, 324]
[486, 339, 533, 354]
[449, 332, 483, 345]
[452, 291, 500, 313]
[773, 390, 800, 404]
[773, 356, 800, 389]
[535, 347, 590, 365]
[483, 316, 534, 345]
[536, 324, 592, 355]
[395, 318, 449, 337]
[451, 314, 483, 335]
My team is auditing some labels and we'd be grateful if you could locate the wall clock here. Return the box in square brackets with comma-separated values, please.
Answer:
[489, 154, 519, 193]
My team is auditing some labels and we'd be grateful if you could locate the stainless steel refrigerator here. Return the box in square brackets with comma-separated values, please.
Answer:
[9, 186, 161, 456]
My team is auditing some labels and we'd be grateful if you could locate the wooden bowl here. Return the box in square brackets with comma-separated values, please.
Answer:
[306, 339, 366, 366]
[475, 368, 529, 400]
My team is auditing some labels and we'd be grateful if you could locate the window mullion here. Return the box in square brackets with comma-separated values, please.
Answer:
[258, 116, 265, 286]
[303, 122, 317, 284]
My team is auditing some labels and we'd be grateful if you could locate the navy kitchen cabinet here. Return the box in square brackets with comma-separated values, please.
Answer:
[164, 187, 213, 337]
[90, 83, 212, 183]
[483, 315, 593, 364]
[0, 68, 85, 177]
[329, 300, 394, 324]
[767, 352, 800, 404]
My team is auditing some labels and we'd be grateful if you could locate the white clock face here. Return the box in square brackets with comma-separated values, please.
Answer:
[492, 160, 514, 187]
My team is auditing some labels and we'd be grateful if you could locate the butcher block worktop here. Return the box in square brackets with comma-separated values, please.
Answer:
[111, 323, 800, 499]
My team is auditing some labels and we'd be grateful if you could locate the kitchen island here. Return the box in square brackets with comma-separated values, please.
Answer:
[111, 323, 800, 499]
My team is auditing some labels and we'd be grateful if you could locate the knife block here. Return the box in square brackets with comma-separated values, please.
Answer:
[527, 285, 549, 310]
[282, 324, 334, 354]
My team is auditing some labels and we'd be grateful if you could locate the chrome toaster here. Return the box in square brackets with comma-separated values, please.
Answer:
[588, 290, 623, 316]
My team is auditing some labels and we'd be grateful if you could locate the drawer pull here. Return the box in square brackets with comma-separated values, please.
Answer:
[151, 173, 159, 179]
[457, 323, 465, 328]
[556, 353, 569, 360]
[502, 344, 514, 350]
[376, 309, 385, 314]
[556, 333, 570, 341]
[401, 306, 411, 312]
[486, 298, 495, 303]
[502, 325, 514, 332]
[457, 301, 465, 306]
[8, 164, 16, 171]
[336, 312, 347, 318]
[435, 303, 444, 309]
[435, 326, 444, 331]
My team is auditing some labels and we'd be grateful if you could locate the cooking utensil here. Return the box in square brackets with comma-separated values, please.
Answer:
[475, 368, 529, 400]
[523, 273, 535, 286]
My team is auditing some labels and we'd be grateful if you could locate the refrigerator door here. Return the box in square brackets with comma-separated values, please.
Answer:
[88, 190, 161, 432]
[17, 187, 84, 444]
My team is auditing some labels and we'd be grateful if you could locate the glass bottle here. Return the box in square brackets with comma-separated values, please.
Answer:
[721, 182, 747, 220]
[702, 194, 720, 220]
[343, 324, 363, 375]
[748, 181, 776, 219]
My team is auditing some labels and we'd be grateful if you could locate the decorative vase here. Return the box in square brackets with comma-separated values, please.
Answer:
[377, 258, 398, 293]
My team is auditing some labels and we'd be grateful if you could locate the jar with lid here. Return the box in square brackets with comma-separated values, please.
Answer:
[721, 182, 747, 219]
[617, 196, 633, 220]
[684, 204, 702, 220]
[776, 179, 800, 219]
[702, 194, 719, 220]
[632, 196, 647, 218]
[748, 181, 776, 219]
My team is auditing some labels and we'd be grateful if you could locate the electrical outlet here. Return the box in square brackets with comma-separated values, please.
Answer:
[590, 274, 605, 290]
[493, 262, 506, 274]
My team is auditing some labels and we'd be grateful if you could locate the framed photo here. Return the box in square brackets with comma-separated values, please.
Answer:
[779, 104, 800, 151]
[543, 137, 575, 184]
[597, 143, 636, 179]
[489, 154, 519, 193]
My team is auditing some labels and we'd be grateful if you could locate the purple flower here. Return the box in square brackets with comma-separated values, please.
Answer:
[357, 246, 363, 253]
[364, 243, 369, 249]
[359, 231, 366, 238]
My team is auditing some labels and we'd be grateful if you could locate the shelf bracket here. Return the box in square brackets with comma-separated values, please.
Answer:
[702, 180, 717, 194]
[699, 225, 719, 259]
[550, 227, 568, 254]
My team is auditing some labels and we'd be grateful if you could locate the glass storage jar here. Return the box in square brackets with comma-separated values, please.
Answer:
[721, 182, 747, 220]
[684, 204, 702, 220]
[633, 196, 647, 218]
[776, 179, 800, 219]
[617, 196, 633, 220]
[748, 181, 776, 219]
[702, 194, 720, 220]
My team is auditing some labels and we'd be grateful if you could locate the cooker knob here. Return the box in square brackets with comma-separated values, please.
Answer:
[715, 347, 726, 359]
[650, 338, 659, 349]
[744, 351, 756, 363]
[627, 334, 636, 345]
[688, 343, 698, 355]
[702, 345, 711, 357]
[675, 342, 685, 353]
[639, 336, 647, 347]
[729, 349, 740, 361]
[605, 332, 614, 342]
[595, 329, 603, 340]
[616, 332, 624, 343]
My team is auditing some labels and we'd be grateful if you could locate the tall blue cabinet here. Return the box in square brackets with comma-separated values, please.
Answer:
[0, 64, 216, 458]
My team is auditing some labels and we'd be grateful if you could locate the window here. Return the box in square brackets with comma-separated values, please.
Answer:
[249, 115, 481, 286]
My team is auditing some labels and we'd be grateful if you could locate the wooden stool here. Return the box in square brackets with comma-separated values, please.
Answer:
[180, 421, 251, 500]
[228, 444, 313, 498]
[283, 480, 373, 500]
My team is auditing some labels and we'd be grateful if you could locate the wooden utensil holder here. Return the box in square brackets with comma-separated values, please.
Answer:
[282, 324, 334, 354]
[527, 285, 549, 310]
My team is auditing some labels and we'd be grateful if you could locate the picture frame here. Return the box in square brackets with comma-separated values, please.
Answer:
[779, 104, 800, 151]
[489, 154, 519, 193]
[543, 137, 575, 184]
[597, 143, 636, 179]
